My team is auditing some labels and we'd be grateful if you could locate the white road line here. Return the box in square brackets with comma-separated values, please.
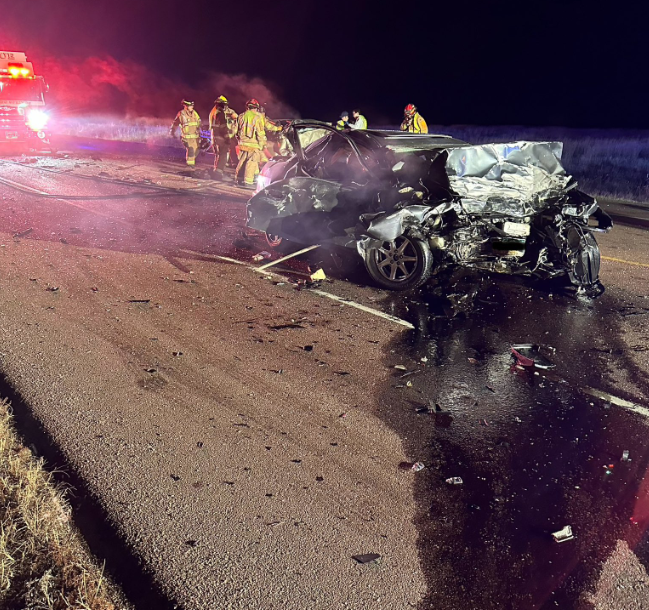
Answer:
[582, 387, 649, 420]
[1, 178, 416, 332]
[179, 249, 415, 329]
[309, 288, 415, 329]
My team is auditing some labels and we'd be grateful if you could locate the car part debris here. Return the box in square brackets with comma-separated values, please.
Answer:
[256, 244, 321, 271]
[309, 268, 327, 281]
[445, 477, 463, 485]
[252, 250, 272, 262]
[246, 121, 612, 292]
[352, 553, 381, 565]
[552, 525, 574, 543]
[621, 450, 631, 462]
[511, 344, 556, 369]
[411, 462, 425, 472]
[13, 227, 33, 238]
[394, 365, 407, 371]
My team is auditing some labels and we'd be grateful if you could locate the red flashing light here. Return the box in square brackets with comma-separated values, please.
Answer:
[7, 63, 31, 78]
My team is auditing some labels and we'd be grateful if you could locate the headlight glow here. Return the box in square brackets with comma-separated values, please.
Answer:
[256, 174, 270, 193]
[26, 109, 49, 131]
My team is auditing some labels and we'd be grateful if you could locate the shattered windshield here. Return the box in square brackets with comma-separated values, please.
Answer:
[302, 131, 370, 184]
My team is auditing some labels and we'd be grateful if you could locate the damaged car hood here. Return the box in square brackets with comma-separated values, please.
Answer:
[446, 141, 572, 217]
[247, 135, 576, 245]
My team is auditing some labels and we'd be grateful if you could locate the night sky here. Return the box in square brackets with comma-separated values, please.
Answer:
[4, 0, 649, 128]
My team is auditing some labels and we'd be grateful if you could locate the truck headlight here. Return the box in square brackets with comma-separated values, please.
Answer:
[26, 109, 49, 131]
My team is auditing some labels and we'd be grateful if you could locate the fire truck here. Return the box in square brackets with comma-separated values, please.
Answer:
[0, 51, 51, 148]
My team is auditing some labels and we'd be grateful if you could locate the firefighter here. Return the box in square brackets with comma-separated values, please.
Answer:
[351, 109, 367, 130]
[170, 99, 202, 166]
[235, 98, 266, 189]
[259, 104, 283, 163]
[209, 95, 238, 177]
[336, 111, 351, 130]
[400, 104, 428, 134]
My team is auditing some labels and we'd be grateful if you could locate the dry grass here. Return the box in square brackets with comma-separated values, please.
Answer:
[0, 400, 119, 609]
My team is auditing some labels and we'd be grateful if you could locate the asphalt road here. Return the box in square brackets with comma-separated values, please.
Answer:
[0, 140, 648, 610]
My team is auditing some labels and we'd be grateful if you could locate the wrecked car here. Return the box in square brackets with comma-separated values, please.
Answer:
[246, 120, 612, 292]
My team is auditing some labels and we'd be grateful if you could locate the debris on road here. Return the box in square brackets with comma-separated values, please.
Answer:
[13, 227, 33, 238]
[445, 477, 464, 485]
[310, 268, 327, 282]
[128, 299, 151, 304]
[46, 286, 60, 292]
[268, 323, 304, 331]
[399, 461, 425, 472]
[394, 365, 407, 371]
[622, 450, 631, 462]
[415, 405, 433, 415]
[552, 525, 575, 543]
[252, 250, 272, 262]
[257, 244, 321, 271]
[467, 357, 478, 365]
[511, 344, 556, 369]
[352, 553, 381, 565]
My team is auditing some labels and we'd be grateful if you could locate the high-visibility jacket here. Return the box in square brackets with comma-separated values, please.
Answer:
[236, 109, 266, 150]
[351, 115, 367, 130]
[263, 115, 283, 133]
[336, 119, 349, 130]
[171, 108, 201, 140]
[209, 106, 238, 138]
[400, 112, 428, 134]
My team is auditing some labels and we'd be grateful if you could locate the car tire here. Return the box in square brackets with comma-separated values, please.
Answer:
[364, 235, 433, 291]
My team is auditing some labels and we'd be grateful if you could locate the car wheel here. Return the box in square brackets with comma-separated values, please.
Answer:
[265, 231, 284, 248]
[364, 236, 433, 291]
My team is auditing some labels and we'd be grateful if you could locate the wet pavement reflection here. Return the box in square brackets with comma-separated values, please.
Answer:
[377, 273, 649, 609]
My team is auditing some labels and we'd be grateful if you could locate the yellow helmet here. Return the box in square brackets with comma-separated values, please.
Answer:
[215, 95, 228, 105]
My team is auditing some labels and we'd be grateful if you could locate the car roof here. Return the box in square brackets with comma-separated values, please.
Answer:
[282, 120, 469, 152]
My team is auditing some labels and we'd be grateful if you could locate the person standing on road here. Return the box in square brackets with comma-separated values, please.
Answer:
[336, 111, 351, 130]
[209, 95, 238, 178]
[400, 104, 428, 134]
[235, 99, 266, 189]
[350, 109, 367, 130]
[170, 100, 202, 166]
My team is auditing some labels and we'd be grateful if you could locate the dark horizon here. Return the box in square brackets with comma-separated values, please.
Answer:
[4, 0, 649, 129]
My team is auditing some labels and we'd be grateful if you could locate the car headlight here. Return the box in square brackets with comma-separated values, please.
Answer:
[26, 109, 49, 131]
[256, 174, 271, 193]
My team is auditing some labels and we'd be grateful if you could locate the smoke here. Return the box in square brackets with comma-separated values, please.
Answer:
[40, 54, 297, 119]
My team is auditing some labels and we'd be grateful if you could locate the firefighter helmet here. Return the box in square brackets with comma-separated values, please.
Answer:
[246, 98, 260, 109]
[182, 99, 195, 106]
[404, 104, 416, 116]
[215, 95, 228, 105]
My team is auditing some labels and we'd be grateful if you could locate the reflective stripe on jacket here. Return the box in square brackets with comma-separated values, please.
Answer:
[172, 108, 201, 139]
[237, 109, 266, 150]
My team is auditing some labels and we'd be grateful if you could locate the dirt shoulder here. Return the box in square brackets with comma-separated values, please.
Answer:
[0, 233, 426, 609]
